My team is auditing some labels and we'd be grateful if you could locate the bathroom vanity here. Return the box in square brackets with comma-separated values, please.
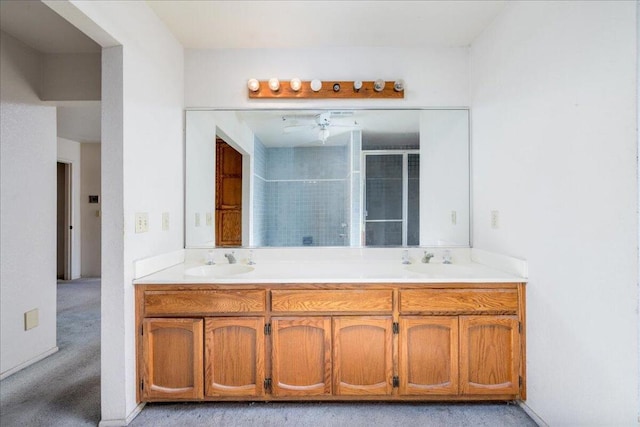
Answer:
[134, 251, 526, 403]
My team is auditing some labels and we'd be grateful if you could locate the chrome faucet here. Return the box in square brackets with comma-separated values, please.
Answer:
[422, 251, 434, 263]
[224, 252, 237, 264]
[443, 250, 452, 264]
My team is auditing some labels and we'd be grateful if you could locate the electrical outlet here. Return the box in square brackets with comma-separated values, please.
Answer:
[491, 210, 499, 229]
[206, 212, 213, 226]
[135, 212, 149, 233]
[24, 309, 39, 330]
[162, 212, 170, 231]
[195, 213, 201, 227]
[451, 210, 457, 225]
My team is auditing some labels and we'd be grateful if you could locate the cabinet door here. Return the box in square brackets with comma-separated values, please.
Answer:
[142, 318, 203, 400]
[333, 316, 393, 395]
[399, 316, 459, 395]
[272, 317, 332, 396]
[205, 317, 265, 397]
[460, 315, 520, 395]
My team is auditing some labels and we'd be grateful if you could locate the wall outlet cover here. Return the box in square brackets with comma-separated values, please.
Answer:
[162, 212, 170, 231]
[24, 309, 39, 330]
[491, 210, 500, 229]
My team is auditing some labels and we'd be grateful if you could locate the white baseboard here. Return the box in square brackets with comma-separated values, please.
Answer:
[518, 401, 549, 427]
[0, 346, 59, 380]
[98, 402, 145, 426]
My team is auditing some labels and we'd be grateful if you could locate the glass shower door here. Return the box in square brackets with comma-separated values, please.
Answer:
[364, 152, 419, 246]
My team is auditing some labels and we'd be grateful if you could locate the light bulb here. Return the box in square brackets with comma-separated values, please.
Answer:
[310, 79, 322, 92]
[290, 78, 302, 92]
[394, 79, 405, 92]
[268, 78, 280, 91]
[374, 79, 385, 92]
[247, 78, 260, 92]
[353, 80, 363, 92]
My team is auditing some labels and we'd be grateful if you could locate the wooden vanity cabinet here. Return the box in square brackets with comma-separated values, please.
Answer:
[397, 287, 524, 399]
[271, 317, 332, 396]
[333, 316, 394, 395]
[141, 318, 204, 400]
[205, 317, 265, 397]
[398, 316, 459, 395]
[136, 283, 525, 403]
[459, 315, 521, 395]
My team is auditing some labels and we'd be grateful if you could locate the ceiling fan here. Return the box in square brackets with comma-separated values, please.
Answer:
[282, 111, 359, 143]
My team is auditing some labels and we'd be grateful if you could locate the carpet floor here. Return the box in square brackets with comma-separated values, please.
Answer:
[0, 278, 538, 427]
[0, 278, 101, 426]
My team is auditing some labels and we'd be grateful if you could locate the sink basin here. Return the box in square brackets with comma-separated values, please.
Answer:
[184, 264, 254, 277]
[404, 263, 459, 275]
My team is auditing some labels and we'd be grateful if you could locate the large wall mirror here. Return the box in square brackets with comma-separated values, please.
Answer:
[185, 109, 469, 248]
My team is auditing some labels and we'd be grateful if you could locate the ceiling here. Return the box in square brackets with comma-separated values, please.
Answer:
[146, 1, 506, 49]
[0, 1, 505, 144]
[0, 0, 100, 53]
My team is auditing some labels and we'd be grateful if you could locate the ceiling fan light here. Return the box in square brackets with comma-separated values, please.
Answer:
[268, 78, 280, 91]
[319, 128, 330, 143]
[290, 78, 302, 91]
[247, 78, 260, 92]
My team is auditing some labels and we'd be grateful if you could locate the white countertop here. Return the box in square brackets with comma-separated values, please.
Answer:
[134, 258, 526, 285]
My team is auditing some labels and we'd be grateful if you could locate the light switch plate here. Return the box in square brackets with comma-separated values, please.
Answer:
[491, 210, 500, 229]
[195, 213, 201, 227]
[24, 309, 39, 330]
[451, 210, 457, 225]
[206, 212, 213, 226]
[135, 212, 149, 233]
[162, 212, 170, 231]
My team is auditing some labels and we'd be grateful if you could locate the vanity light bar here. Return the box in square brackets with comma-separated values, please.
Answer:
[247, 80, 405, 99]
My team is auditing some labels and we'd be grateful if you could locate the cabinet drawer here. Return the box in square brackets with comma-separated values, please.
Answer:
[271, 290, 392, 313]
[144, 290, 266, 316]
[399, 289, 518, 314]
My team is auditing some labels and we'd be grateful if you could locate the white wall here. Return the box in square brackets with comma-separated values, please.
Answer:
[52, 1, 185, 424]
[57, 137, 82, 279]
[185, 111, 216, 247]
[419, 110, 470, 246]
[0, 31, 58, 377]
[470, 1, 638, 424]
[81, 142, 101, 277]
[41, 53, 101, 101]
[185, 47, 469, 108]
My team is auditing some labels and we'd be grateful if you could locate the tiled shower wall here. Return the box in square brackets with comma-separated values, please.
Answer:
[254, 144, 350, 246]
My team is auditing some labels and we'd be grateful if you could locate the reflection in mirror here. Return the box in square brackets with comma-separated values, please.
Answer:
[185, 109, 469, 248]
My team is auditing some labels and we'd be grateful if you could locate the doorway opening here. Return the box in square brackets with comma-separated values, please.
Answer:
[57, 161, 72, 280]
[215, 138, 243, 247]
